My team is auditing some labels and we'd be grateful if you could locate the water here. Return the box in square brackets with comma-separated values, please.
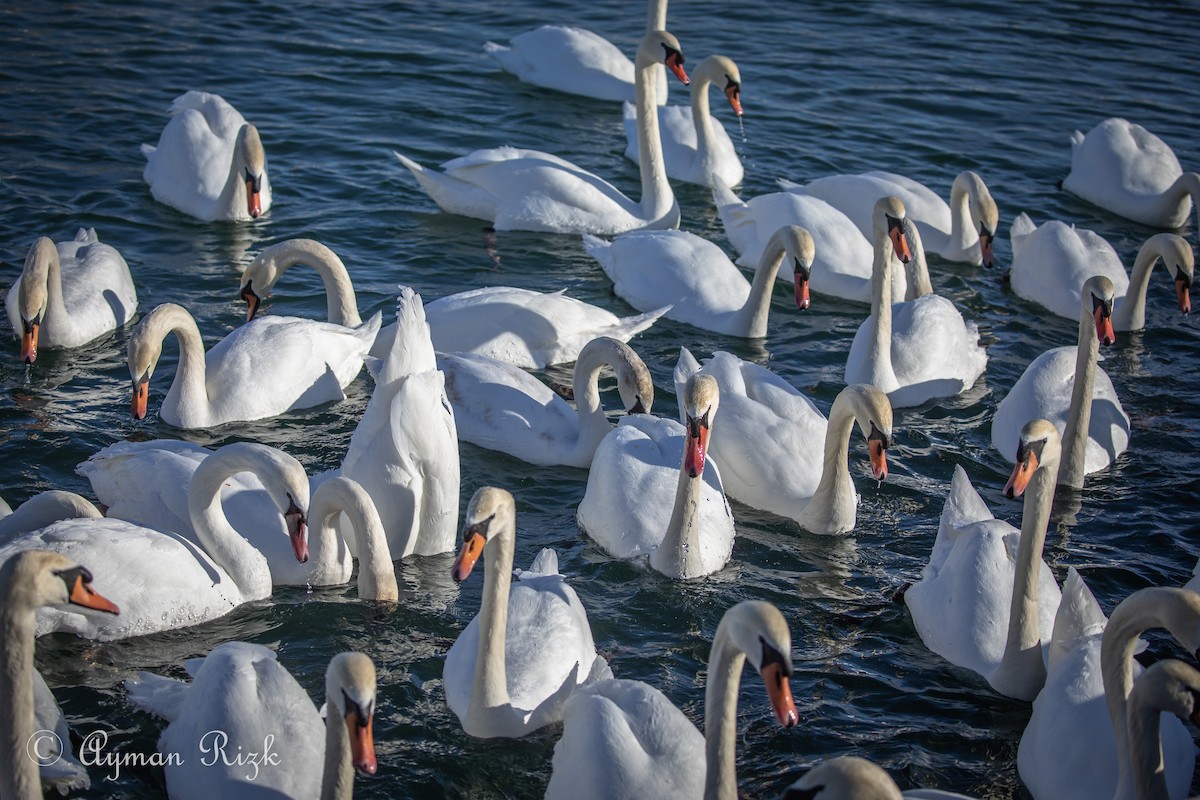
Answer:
[2, 0, 1200, 796]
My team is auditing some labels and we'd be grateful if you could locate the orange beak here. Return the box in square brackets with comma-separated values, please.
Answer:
[760, 661, 798, 728]
[246, 178, 262, 219]
[452, 532, 486, 582]
[889, 224, 912, 264]
[979, 228, 995, 269]
[286, 497, 308, 563]
[1093, 305, 1115, 346]
[345, 709, 377, 776]
[131, 380, 149, 419]
[241, 282, 261, 322]
[869, 437, 888, 481]
[68, 574, 120, 615]
[665, 51, 689, 85]
[20, 321, 39, 364]
[1004, 449, 1039, 498]
[1176, 275, 1191, 314]
[794, 262, 810, 310]
[684, 420, 709, 478]
[725, 84, 743, 116]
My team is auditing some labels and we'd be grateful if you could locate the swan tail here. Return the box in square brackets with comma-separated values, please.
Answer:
[1069, 129, 1084, 150]
[584, 653, 614, 685]
[776, 177, 803, 192]
[1047, 567, 1107, 669]
[392, 151, 498, 222]
[673, 347, 702, 424]
[380, 286, 437, 381]
[581, 233, 611, 265]
[1010, 211, 1035, 242]
[124, 671, 190, 723]
[482, 40, 518, 72]
[926, 466, 993, 574]
[517, 547, 560, 579]
[608, 304, 671, 340]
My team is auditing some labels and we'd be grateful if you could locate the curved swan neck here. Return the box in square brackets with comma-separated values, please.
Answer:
[947, 172, 985, 253]
[311, 479, 397, 601]
[903, 225, 934, 301]
[732, 231, 790, 337]
[471, 524, 515, 720]
[867, 231, 899, 389]
[568, 339, 628, 462]
[1113, 237, 1175, 332]
[1059, 305, 1101, 489]
[147, 305, 211, 422]
[703, 622, 746, 800]
[187, 450, 273, 599]
[797, 394, 858, 533]
[321, 701, 355, 800]
[1127, 684, 1172, 800]
[1160, 172, 1200, 230]
[21, 239, 68, 324]
[267, 240, 361, 327]
[651, 445, 705, 579]
[634, 35, 676, 224]
[0, 574, 39, 800]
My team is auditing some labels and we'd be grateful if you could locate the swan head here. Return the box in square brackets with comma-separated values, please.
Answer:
[601, 338, 654, 415]
[1130, 660, 1200, 732]
[638, 30, 689, 86]
[451, 486, 516, 583]
[957, 171, 999, 269]
[0, 550, 120, 616]
[843, 384, 892, 482]
[239, 239, 295, 322]
[235, 123, 267, 219]
[682, 373, 719, 478]
[782, 756, 904, 800]
[249, 445, 311, 564]
[15, 238, 57, 363]
[1003, 419, 1062, 498]
[1148, 233, 1194, 314]
[717, 601, 799, 728]
[326, 651, 378, 776]
[694, 55, 743, 116]
[1081, 275, 1117, 347]
[778, 225, 815, 310]
[872, 197, 912, 265]
[126, 303, 182, 420]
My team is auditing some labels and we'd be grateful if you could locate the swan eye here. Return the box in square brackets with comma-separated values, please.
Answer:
[1091, 292, 1113, 319]
[1175, 270, 1193, 290]
[867, 422, 889, 450]
[661, 44, 684, 66]
[758, 636, 791, 677]
[628, 395, 647, 415]
[341, 690, 373, 727]
[687, 408, 711, 438]
[1015, 437, 1047, 464]
[244, 168, 262, 193]
[463, 513, 494, 542]
[54, 566, 94, 596]
[793, 257, 810, 281]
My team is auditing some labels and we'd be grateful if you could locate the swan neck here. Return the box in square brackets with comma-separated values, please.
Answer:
[471, 528, 515, 721]
[651, 452, 705, 578]
[32, 243, 69, 324]
[286, 241, 361, 327]
[634, 42, 675, 223]
[733, 234, 788, 337]
[1113, 247, 1159, 332]
[154, 308, 212, 426]
[866, 235, 898, 388]
[1059, 311, 1100, 489]
[321, 701, 355, 800]
[647, 0, 667, 30]
[799, 399, 857, 532]
[187, 454, 271, 599]
[0, 586, 38, 800]
[690, 72, 718, 162]
[1127, 686, 1171, 800]
[568, 341, 621, 463]
[703, 626, 745, 800]
[947, 174, 973, 251]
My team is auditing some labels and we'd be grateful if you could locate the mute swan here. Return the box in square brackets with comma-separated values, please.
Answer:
[784, 756, 977, 798]
[141, 91, 271, 222]
[439, 335, 653, 468]
[1009, 216, 1193, 329]
[482, 0, 670, 104]
[675, 349, 891, 535]
[622, 54, 744, 187]
[126, 644, 377, 800]
[127, 302, 379, 429]
[1062, 118, 1200, 233]
[546, 600, 799, 800]
[445, 487, 610, 738]
[712, 176, 905, 304]
[0, 442, 307, 641]
[0, 490, 100, 541]
[394, 29, 689, 235]
[582, 225, 814, 335]
[905, 421, 1065, 701]
[336, 287, 459, 559]
[1017, 569, 1194, 800]
[785, 169, 999, 267]
[0, 551, 119, 798]
[577, 372, 734, 579]
[5, 230, 137, 364]
[991, 275, 1130, 489]
[239, 238, 668, 368]
[844, 197, 987, 408]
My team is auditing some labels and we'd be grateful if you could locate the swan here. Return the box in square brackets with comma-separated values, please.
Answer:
[621, 54, 744, 187]
[0, 490, 100, 541]
[444, 486, 610, 738]
[125, 643, 377, 800]
[0, 442, 308, 641]
[582, 225, 814, 335]
[1009, 215, 1193, 329]
[712, 176, 905, 304]
[545, 600, 799, 800]
[127, 302, 379, 429]
[482, 0, 670, 104]
[336, 287, 459, 559]
[904, 420, 1065, 701]
[238, 238, 668, 368]
[439, 335, 654, 468]
[5, 230, 137, 363]
[394, 29, 690, 235]
[785, 169, 999, 267]
[783, 756, 979, 798]
[1061, 118, 1200, 233]
[844, 197, 988, 408]
[674, 348, 891, 534]
[0, 550, 119, 799]
[141, 90, 271, 222]
[577, 372, 735, 579]
[991, 275, 1130, 489]
[1125, 659, 1200, 800]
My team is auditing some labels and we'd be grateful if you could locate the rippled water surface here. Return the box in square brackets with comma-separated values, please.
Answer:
[2, 0, 1200, 797]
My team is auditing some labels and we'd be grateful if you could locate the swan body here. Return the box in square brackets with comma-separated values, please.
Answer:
[1062, 118, 1200, 231]
[125, 644, 377, 800]
[0, 443, 307, 641]
[395, 30, 689, 235]
[991, 275, 1129, 488]
[905, 421, 1065, 701]
[128, 302, 379, 429]
[0, 490, 100, 542]
[844, 197, 987, 408]
[622, 54, 743, 187]
[6, 230, 137, 363]
[440, 335, 654, 468]
[577, 373, 734, 579]
[547, 600, 798, 800]
[583, 225, 814, 336]
[445, 487, 610, 738]
[674, 349, 892, 535]
[141, 91, 271, 222]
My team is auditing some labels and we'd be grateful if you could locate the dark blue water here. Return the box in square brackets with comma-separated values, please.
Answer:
[2, 0, 1200, 797]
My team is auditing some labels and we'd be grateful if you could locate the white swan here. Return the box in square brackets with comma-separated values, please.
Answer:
[5, 230, 137, 363]
[1125, 659, 1200, 800]
[126, 643, 377, 800]
[674, 349, 891, 535]
[622, 54, 743, 187]
[582, 225, 814, 335]
[905, 421, 1065, 701]
[1062, 118, 1200, 232]
[577, 372, 735, 579]
[712, 176, 904, 304]
[128, 302, 379, 429]
[141, 91, 271, 222]
[991, 275, 1130, 489]
[444, 487, 610, 738]
[0, 490, 100, 542]
[784, 756, 978, 798]
[0, 442, 307, 641]
[439, 335, 654, 468]
[482, 0, 670, 104]
[787, 169, 999, 267]
[394, 29, 689, 235]
[0, 550, 119, 798]
[546, 600, 799, 800]
[844, 197, 988, 408]
[1009, 215, 1193, 329]
[336, 287, 459, 559]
